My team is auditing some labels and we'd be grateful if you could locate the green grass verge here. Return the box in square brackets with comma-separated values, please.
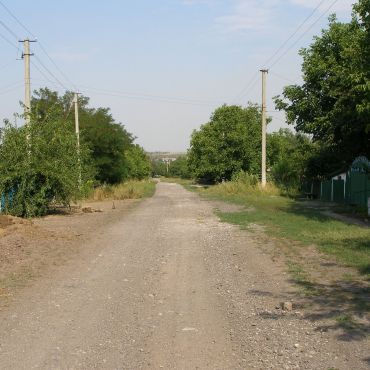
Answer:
[197, 184, 370, 277]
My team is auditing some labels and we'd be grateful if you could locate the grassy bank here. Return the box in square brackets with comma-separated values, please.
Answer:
[159, 177, 194, 186]
[197, 182, 370, 277]
[88, 180, 156, 201]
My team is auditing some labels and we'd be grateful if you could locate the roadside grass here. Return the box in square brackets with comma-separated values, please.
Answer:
[286, 260, 320, 296]
[88, 180, 156, 201]
[159, 177, 194, 186]
[197, 182, 370, 278]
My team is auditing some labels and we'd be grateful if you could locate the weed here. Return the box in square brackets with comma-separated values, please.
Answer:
[88, 180, 155, 201]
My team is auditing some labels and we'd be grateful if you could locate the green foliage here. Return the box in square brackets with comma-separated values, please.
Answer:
[79, 106, 133, 184]
[267, 129, 316, 187]
[188, 104, 262, 183]
[231, 171, 259, 186]
[31, 87, 148, 184]
[124, 144, 152, 180]
[0, 109, 92, 217]
[168, 156, 191, 179]
[275, 3, 370, 175]
[151, 158, 167, 177]
[32, 88, 131, 184]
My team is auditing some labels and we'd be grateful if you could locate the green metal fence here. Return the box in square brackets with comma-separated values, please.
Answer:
[321, 180, 332, 201]
[346, 171, 370, 207]
[333, 179, 345, 203]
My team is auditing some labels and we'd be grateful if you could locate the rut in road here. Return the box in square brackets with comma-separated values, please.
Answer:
[0, 182, 369, 370]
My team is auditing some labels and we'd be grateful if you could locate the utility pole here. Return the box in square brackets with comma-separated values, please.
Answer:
[74, 92, 82, 187]
[260, 69, 268, 188]
[19, 39, 36, 125]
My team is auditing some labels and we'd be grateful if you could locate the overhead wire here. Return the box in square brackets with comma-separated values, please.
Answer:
[0, 30, 20, 51]
[78, 84, 224, 105]
[0, 0, 76, 91]
[233, 0, 335, 104]
[269, 71, 298, 84]
[269, 0, 340, 69]
[0, 82, 23, 96]
[0, 18, 19, 39]
[33, 55, 68, 90]
[263, 0, 326, 68]
[79, 86, 224, 107]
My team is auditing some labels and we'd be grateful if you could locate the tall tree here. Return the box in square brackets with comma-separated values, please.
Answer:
[275, 2, 370, 175]
[31, 88, 136, 184]
[124, 144, 152, 180]
[188, 104, 262, 183]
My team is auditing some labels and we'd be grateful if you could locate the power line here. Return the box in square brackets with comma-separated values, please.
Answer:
[0, 0, 75, 90]
[0, 30, 20, 51]
[233, 0, 336, 103]
[79, 86, 224, 107]
[0, 19, 19, 39]
[0, 82, 23, 96]
[0, 1, 34, 37]
[31, 61, 63, 88]
[232, 72, 260, 103]
[36, 43, 77, 90]
[269, 0, 340, 69]
[269, 71, 298, 84]
[79, 84, 224, 105]
[0, 80, 23, 90]
[264, 0, 326, 68]
[33, 55, 68, 90]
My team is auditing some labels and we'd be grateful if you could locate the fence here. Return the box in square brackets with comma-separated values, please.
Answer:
[303, 157, 370, 208]
[0, 189, 15, 213]
[345, 171, 370, 208]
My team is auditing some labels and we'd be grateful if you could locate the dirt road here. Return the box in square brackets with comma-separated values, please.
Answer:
[0, 182, 369, 369]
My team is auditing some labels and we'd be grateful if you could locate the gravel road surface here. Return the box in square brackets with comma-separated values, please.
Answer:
[0, 182, 368, 369]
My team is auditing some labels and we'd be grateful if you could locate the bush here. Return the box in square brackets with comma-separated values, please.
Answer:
[231, 171, 259, 186]
[0, 111, 93, 217]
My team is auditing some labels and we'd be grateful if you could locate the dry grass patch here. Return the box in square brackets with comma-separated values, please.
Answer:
[89, 180, 155, 201]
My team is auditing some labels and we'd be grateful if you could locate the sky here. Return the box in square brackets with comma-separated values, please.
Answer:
[0, 0, 354, 152]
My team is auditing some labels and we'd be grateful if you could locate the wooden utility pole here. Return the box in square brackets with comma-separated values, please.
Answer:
[260, 69, 268, 188]
[19, 39, 36, 125]
[74, 92, 82, 186]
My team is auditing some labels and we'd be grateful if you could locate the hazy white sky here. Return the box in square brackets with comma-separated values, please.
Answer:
[0, 0, 353, 151]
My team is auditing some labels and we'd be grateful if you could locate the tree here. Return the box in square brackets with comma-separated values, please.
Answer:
[275, 3, 370, 175]
[0, 108, 92, 217]
[31, 88, 135, 184]
[168, 156, 191, 179]
[267, 129, 316, 187]
[151, 158, 167, 177]
[125, 144, 152, 180]
[188, 104, 262, 183]
[79, 107, 134, 184]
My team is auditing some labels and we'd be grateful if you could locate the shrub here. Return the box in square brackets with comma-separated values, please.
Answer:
[0, 110, 93, 217]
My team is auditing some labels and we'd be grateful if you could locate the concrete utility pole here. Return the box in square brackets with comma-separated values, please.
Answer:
[260, 69, 268, 188]
[19, 39, 36, 125]
[74, 92, 80, 150]
[74, 92, 82, 186]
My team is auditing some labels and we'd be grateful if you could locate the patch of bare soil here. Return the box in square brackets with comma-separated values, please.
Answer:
[0, 199, 139, 303]
[244, 227, 370, 342]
